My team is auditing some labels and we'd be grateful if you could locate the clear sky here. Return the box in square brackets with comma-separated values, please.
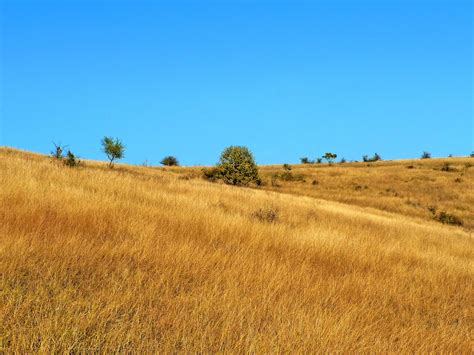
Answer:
[1, 0, 472, 165]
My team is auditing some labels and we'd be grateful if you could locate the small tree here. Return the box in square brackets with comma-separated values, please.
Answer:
[470, 152, 474, 158]
[316, 157, 322, 164]
[51, 142, 65, 160]
[323, 152, 337, 164]
[300, 157, 310, 164]
[218, 146, 260, 186]
[161, 156, 179, 166]
[362, 155, 369, 162]
[421, 151, 431, 159]
[283, 163, 292, 171]
[101, 136, 124, 167]
[340, 157, 346, 163]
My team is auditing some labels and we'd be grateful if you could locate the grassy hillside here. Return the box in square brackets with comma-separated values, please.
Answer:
[1, 147, 473, 352]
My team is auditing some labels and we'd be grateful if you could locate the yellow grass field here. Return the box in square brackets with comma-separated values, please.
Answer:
[1, 147, 473, 352]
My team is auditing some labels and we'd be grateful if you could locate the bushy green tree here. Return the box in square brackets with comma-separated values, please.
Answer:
[161, 156, 179, 166]
[101, 136, 124, 167]
[218, 146, 260, 186]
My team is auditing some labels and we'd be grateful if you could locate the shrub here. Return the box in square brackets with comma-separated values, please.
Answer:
[372, 153, 382, 161]
[428, 206, 463, 226]
[471, 152, 474, 158]
[217, 146, 260, 186]
[363, 153, 381, 162]
[50, 143, 80, 168]
[421, 151, 431, 159]
[340, 157, 346, 163]
[251, 207, 279, 223]
[51, 142, 65, 161]
[316, 157, 322, 164]
[323, 152, 337, 164]
[300, 157, 312, 164]
[440, 163, 453, 172]
[283, 163, 292, 171]
[202, 167, 222, 182]
[64, 150, 80, 167]
[102, 136, 124, 167]
[161, 156, 179, 166]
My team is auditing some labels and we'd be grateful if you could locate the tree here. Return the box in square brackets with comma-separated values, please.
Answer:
[323, 152, 337, 164]
[421, 151, 431, 159]
[217, 146, 260, 186]
[101, 136, 124, 167]
[372, 153, 382, 161]
[300, 157, 310, 164]
[161, 156, 179, 166]
[51, 142, 65, 160]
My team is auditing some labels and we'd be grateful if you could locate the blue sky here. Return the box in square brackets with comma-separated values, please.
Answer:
[1, 0, 472, 165]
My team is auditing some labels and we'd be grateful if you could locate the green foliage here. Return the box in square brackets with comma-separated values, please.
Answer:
[64, 150, 80, 167]
[101, 137, 124, 167]
[363, 153, 381, 162]
[323, 152, 337, 163]
[421, 151, 431, 159]
[51, 143, 80, 168]
[217, 146, 260, 186]
[201, 167, 222, 182]
[161, 156, 179, 166]
[51, 142, 65, 160]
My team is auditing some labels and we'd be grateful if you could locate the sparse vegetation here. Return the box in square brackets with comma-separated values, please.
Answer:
[421, 151, 431, 159]
[251, 207, 279, 223]
[323, 152, 337, 164]
[160, 155, 179, 166]
[50, 143, 80, 167]
[101, 136, 124, 167]
[440, 162, 454, 172]
[428, 206, 463, 226]
[51, 142, 65, 160]
[300, 157, 312, 164]
[64, 150, 80, 167]
[363, 153, 381, 162]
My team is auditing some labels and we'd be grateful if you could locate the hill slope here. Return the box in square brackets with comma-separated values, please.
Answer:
[1, 147, 472, 352]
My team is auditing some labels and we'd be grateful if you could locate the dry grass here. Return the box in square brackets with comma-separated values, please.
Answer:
[1, 147, 473, 352]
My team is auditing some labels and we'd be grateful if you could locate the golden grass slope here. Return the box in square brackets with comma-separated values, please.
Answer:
[1, 147, 473, 352]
